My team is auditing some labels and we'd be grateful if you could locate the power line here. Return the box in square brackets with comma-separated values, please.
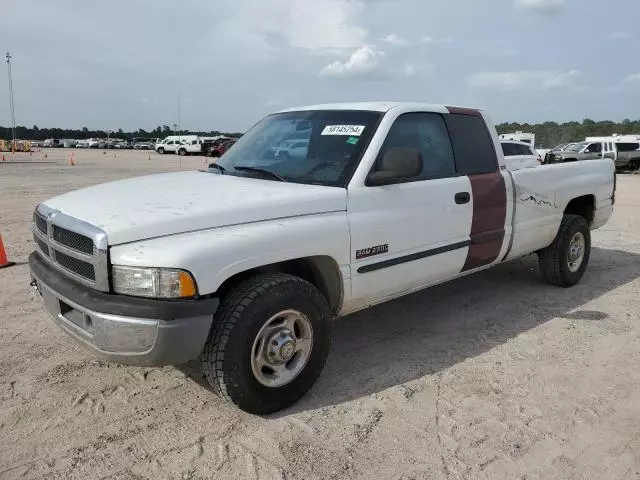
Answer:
[6, 52, 16, 146]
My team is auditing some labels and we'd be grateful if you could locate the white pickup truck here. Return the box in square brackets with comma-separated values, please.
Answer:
[29, 102, 615, 414]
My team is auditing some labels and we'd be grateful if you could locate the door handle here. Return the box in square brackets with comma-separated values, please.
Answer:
[455, 192, 470, 204]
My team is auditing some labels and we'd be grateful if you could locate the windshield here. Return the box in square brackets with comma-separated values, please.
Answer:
[214, 110, 383, 187]
[567, 142, 587, 152]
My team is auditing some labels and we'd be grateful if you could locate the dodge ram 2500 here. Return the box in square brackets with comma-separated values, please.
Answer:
[29, 102, 615, 414]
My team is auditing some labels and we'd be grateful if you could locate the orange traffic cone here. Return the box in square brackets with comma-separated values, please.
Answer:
[0, 235, 15, 269]
[69, 155, 75, 166]
[148, 153, 151, 160]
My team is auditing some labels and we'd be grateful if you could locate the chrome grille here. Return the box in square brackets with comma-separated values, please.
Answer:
[34, 212, 47, 235]
[52, 226, 94, 254]
[32, 204, 109, 291]
[54, 251, 96, 280]
[34, 233, 50, 257]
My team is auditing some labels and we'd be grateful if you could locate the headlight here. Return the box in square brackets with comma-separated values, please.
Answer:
[112, 266, 197, 299]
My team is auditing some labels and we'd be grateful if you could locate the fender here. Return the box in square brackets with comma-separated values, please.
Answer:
[109, 212, 351, 298]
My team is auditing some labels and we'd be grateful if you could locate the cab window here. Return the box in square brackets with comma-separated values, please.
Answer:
[374, 112, 456, 181]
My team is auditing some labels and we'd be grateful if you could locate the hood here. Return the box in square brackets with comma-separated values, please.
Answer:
[43, 171, 347, 245]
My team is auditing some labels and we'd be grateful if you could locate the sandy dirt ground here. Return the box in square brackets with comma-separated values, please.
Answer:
[1, 149, 639, 480]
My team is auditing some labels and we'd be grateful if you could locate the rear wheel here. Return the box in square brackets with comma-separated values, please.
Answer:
[200, 274, 331, 414]
[538, 214, 591, 287]
[178, 148, 187, 156]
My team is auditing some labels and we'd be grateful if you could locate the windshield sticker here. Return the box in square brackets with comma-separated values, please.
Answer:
[321, 125, 365, 136]
[346, 136, 360, 145]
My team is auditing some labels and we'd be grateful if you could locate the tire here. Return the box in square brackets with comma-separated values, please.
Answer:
[200, 274, 331, 414]
[178, 149, 187, 156]
[157, 148, 165, 154]
[211, 151, 221, 158]
[538, 214, 591, 287]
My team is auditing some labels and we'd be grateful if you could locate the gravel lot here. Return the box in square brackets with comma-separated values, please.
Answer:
[1, 149, 639, 480]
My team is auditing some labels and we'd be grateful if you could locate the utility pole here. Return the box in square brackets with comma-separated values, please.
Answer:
[6, 52, 16, 150]
[177, 92, 181, 141]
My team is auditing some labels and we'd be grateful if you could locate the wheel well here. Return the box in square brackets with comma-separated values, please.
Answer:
[215, 256, 344, 315]
[564, 195, 594, 225]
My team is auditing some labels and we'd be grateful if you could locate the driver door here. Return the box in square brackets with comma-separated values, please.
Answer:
[347, 112, 474, 306]
[584, 142, 602, 160]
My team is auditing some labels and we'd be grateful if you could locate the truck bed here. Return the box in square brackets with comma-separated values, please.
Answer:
[505, 159, 615, 261]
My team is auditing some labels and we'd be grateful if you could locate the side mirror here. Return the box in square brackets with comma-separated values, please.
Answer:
[367, 148, 423, 186]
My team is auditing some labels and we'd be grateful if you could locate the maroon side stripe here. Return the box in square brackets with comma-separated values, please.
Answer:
[462, 172, 507, 272]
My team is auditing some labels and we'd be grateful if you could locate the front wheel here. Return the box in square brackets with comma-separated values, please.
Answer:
[157, 148, 165, 154]
[200, 274, 331, 414]
[538, 214, 591, 287]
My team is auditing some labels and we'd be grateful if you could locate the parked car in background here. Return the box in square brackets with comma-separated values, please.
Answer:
[209, 139, 236, 157]
[546, 141, 615, 164]
[43, 139, 60, 148]
[87, 139, 101, 149]
[544, 143, 576, 163]
[76, 140, 89, 149]
[274, 139, 310, 160]
[155, 139, 185, 154]
[500, 140, 541, 170]
[203, 137, 233, 156]
[131, 138, 156, 150]
[133, 141, 154, 150]
[176, 138, 208, 156]
[613, 142, 640, 170]
[114, 141, 130, 149]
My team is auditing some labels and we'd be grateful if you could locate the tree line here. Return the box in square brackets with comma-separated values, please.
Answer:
[495, 118, 640, 148]
[2, 118, 640, 147]
[0, 125, 244, 142]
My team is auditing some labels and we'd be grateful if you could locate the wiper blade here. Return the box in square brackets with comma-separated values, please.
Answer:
[207, 163, 226, 174]
[234, 166, 287, 182]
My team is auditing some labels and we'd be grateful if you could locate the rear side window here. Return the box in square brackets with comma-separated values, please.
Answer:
[446, 114, 498, 175]
[517, 144, 533, 155]
[616, 142, 640, 152]
[501, 142, 517, 156]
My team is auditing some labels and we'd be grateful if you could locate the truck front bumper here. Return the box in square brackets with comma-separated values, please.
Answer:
[28, 252, 219, 367]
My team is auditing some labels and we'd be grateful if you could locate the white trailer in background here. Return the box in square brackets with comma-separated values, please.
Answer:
[585, 134, 640, 143]
[499, 131, 536, 147]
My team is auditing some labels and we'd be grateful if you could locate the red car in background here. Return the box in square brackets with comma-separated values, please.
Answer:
[209, 139, 237, 157]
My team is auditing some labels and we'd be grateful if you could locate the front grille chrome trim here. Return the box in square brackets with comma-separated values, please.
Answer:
[33, 204, 109, 291]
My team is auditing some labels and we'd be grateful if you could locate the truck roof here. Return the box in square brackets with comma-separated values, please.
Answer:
[277, 102, 480, 114]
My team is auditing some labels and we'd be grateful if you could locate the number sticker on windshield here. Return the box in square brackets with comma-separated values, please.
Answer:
[321, 125, 365, 136]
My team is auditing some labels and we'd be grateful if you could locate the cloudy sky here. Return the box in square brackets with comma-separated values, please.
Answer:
[2, 0, 640, 131]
